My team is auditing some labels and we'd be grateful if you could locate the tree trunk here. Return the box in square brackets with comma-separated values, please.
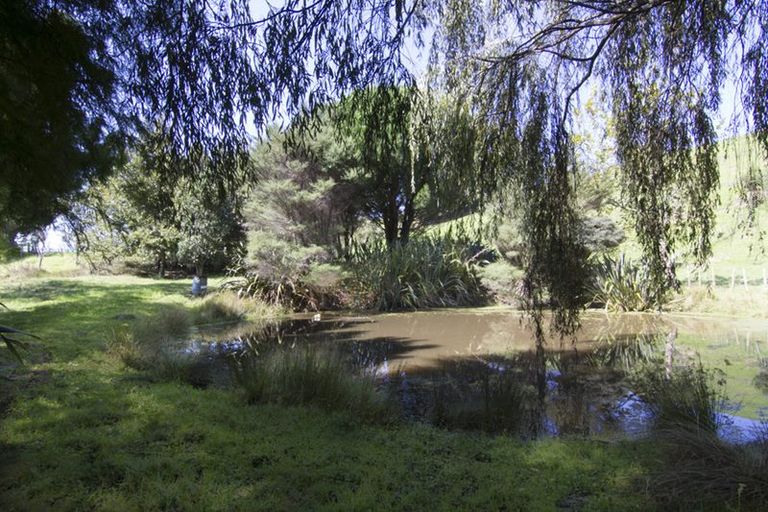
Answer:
[383, 196, 399, 248]
[664, 328, 678, 378]
[399, 196, 415, 245]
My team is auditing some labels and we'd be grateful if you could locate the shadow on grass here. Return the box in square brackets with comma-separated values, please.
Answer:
[0, 361, 656, 511]
[0, 279, 192, 362]
[0, 279, 748, 509]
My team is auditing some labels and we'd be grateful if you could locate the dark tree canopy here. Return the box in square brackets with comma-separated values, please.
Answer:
[0, 0, 121, 231]
[1, 0, 418, 231]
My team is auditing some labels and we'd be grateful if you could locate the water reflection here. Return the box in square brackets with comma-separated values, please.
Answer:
[188, 309, 768, 440]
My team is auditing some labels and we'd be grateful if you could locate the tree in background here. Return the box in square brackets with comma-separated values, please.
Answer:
[66, 136, 244, 276]
[175, 177, 243, 278]
[337, 86, 481, 246]
[242, 127, 360, 296]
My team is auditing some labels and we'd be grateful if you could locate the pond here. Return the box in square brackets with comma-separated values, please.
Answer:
[186, 308, 768, 440]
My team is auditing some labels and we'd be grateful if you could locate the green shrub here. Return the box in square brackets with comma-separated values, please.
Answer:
[222, 257, 344, 311]
[347, 233, 489, 310]
[478, 260, 524, 305]
[587, 253, 670, 311]
[231, 346, 394, 423]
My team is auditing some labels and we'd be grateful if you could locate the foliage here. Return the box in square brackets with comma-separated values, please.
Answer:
[0, 0, 418, 235]
[634, 359, 768, 509]
[632, 361, 726, 434]
[0, 0, 122, 232]
[429, 366, 533, 434]
[347, 232, 489, 311]
[5, 1, 768, 336]
[254, 130, 361, 254]
[495, 212, 624, 267]
[231, 346, 393, 423]
[579, 217, 625, 254]
[67, 154, 180, 272]
[478, 260, 524, 306]
[336, 87, 482, 246]
[650, 425, 768, 510]
[68, 139, 244, 275]
[428, 0, 768, 338]
[0, 234, 20, 262]
[174, 178, 244, 276]
[0, 324, 39, 363]
[237, 128, 360, 309]
[588, 254, 670, 312]
[106, 305, 197, 383]
[129, 306, 193, 346]
[193, 291, 277, 325]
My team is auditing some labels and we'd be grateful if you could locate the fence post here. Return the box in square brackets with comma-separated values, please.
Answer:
[731, 269, 736, 289]
[743, 268, 749, 290]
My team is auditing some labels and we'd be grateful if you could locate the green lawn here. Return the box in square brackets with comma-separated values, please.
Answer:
[0, 264, 661, 511]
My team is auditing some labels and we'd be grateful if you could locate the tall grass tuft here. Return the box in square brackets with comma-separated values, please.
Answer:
[194, 290, 277, 324]
[588, 253, 670, 312]
[131, 305, 192, 345]
[231, 346, 394, 423]
[651, 423, 768, 509]
[427, 363, 532, 434]
[633, 361, 725, 433]
[632, 361, 768, 508]
[107, 306, 201, 384]
[348, 232, 489, 311]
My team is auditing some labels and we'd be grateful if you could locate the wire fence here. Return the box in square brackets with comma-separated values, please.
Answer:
[684, 267, 768, 289]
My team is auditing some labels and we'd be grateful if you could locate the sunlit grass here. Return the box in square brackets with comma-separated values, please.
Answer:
[0, 272, 659, 510]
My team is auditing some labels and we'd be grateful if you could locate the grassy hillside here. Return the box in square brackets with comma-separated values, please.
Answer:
[613, 136, 768, 281]
[432, 136, 768, 282]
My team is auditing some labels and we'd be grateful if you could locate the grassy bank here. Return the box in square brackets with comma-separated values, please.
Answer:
[0, 263, 661, 510]
[4, 257, 768, 509]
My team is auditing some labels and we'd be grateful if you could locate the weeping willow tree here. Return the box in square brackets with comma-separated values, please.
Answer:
[4, 0, 768, 340]
[331, 85, 481, 246]
[424, 0, 768, 336]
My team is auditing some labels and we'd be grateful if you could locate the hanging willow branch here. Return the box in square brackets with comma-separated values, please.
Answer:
[429, 0, 767, 338]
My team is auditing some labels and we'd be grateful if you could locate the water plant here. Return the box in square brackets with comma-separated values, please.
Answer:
[193, 290, 277, 324]
[632, 360, 726, 434]
[426, 360, 533, 434]
[348, 233, 489, 311]
[587, 253, 671, 312]
[231, 345, 394, 423]
[106, 306, 201, 384]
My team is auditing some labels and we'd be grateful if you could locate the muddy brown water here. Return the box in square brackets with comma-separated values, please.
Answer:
[187, 308, 768, 440]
